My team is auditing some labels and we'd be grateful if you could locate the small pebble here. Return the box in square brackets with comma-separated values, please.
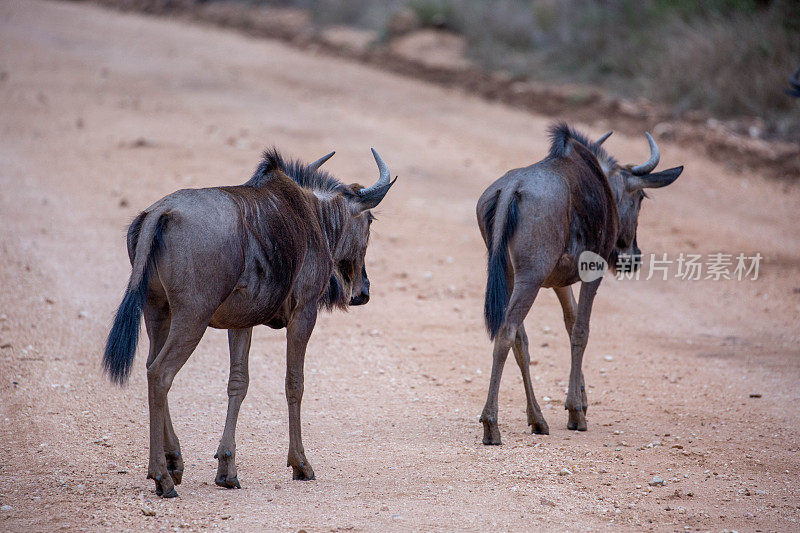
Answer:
[141, 506, 155, 517]
[559, 468, 572, 476]
[1, 505, 12, 511]
[649, 476, 666, 487]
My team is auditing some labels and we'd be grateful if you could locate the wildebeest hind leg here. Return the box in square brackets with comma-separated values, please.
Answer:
[162, 400, 183, 486]
[215, 327, 252, 489]
[146, 316, 207, 498]
[285, 304, 317, 481]
[512, 324, 549, 435]
[480, 279, 541, 445]
[144, 304, 184, 487]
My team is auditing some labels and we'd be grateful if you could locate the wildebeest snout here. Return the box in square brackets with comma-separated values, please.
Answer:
[617, 239, 642, 272]
[349, 265, 370, 305]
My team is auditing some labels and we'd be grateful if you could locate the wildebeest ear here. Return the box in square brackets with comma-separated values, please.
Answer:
[628, 166, 683, 190]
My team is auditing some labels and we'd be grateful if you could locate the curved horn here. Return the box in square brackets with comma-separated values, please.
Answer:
[308, 151, 335, 172]
[593, 130, 613, 147]
[630, 132, 660, 175]
[357, 148, 396, 210]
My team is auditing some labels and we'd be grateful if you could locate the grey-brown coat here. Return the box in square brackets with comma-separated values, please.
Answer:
[103, 148, 396, 497]
[476, 123, 683, 444]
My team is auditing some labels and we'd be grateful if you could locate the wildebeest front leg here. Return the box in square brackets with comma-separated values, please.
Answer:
[511, 324, 549, 434]
[480, 280, 541, 445]
[565, 279, 601, 431]
[554, 286, 587, 411]
[215, 327, 252, 489]
[285, 305, 317, 480]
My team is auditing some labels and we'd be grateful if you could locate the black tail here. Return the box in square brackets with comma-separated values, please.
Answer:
[483, 191, 520, 339]
[103, 213, 168, 385]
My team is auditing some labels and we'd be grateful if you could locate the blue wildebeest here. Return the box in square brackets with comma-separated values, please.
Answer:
[103, 148, 396, 497]
[476, 123, 683, 444]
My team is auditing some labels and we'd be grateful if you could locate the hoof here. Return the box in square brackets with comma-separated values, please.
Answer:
[166, 452, 183, 485]
[292, 467, 315, 481]
[215, 448, 239, 488]
[567, 408, 588, 431]
[149, 473, 177, 498]
[215, 475, 241, 489]
[291, 462, 315, 481]
[168, 468, 183, 485]
[480, 415, 502, 445]
[531, 419, 550, 435]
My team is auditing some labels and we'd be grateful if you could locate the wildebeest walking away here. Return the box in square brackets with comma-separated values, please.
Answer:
[476, 123, 683, 444]
[103, 147, 396, 498]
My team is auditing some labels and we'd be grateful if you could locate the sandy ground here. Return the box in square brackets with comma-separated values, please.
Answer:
[1, 1, 799, 531]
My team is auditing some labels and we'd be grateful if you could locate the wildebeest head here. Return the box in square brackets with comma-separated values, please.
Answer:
[334, 149, 396, 306]
[596, 132, 683, 272]
[254, 147, 395, 309]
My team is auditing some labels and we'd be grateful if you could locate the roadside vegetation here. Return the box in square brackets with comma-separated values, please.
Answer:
[279, 0, 799, 140]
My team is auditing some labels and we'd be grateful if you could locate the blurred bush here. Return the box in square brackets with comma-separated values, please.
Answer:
[167, 0, 800, 138]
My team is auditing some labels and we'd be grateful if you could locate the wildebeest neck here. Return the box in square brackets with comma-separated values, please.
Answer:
[556, 140, 619, 262]
[311, 194, 349, 260]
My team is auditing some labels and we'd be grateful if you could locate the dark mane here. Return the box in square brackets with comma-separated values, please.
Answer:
[549, 133, 619, 263]
[547, 122, 617, 172]
[247, 147, 344, 193]
[218, 180, 309, 324]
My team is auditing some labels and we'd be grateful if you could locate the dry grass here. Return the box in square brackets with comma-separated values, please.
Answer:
[124, 0, 800, 139]
[645, 10, 799, 138]
[288, 0, 800, 140]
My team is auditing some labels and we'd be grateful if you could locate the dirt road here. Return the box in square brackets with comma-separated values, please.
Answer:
[1, 1, 799, 530]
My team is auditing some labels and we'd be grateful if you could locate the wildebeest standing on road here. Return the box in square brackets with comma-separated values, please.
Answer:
[103, 148, 396, 498]
[476, 123, 683, 444]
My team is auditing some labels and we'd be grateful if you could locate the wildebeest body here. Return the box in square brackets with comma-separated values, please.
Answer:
[105, 147, 395, 498]
[476, 123, 683, 443]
